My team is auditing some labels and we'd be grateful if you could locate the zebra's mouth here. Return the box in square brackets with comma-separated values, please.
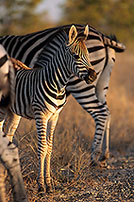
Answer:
[84, 70, 97, 84]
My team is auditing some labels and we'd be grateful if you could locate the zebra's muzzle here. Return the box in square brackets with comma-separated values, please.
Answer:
[84, 69, 97, 84]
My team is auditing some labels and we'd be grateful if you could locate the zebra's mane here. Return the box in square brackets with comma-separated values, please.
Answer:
[33, 29, 67, 68]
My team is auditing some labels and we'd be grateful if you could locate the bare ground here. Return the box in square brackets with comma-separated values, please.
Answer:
[21, 152, 134, 202]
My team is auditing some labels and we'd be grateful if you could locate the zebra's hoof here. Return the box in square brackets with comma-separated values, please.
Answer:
[90, 156, 100, 167]
[90, 159, 107, 168]
[99, 152, 110, 162]
[99, 160, 108, 168]
[46, 184, 53, 194]
[90, 151, 101, 167]
[90, 160, 99, 167]
[38, 186, 46, 196]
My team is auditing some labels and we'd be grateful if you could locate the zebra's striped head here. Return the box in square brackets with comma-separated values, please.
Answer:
[0, 45, 15, 107]
[67, 25, 97, 84]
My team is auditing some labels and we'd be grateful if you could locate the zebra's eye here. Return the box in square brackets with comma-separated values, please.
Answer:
[73, 54, 80, 60]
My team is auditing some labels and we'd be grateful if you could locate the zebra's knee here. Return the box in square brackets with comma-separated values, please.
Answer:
[97, 107, 110, 122]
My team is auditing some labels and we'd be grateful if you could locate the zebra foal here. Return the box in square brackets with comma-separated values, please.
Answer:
[0, 25, 96, 193]
[0, 45, 28, 202]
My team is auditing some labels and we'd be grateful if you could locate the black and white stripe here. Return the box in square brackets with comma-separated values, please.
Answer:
[0, 25, 95, 193]
[0, 24, 125, 165]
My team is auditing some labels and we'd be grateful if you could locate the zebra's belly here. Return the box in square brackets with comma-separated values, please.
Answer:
[11, 103, 34, 120]
[11, 96, 66, 118]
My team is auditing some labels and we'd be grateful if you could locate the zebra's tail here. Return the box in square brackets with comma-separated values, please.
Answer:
[102, 34, 126, 53]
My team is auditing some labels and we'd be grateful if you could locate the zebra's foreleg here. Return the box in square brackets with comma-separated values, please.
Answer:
[2, 111, 21, 142]
[34, 108, 52, 194]
[45, 112, 59, 193]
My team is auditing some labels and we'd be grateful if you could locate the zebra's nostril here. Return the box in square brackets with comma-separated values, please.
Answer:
[84, 70, 97, 84]
[89, 70, 97, 82]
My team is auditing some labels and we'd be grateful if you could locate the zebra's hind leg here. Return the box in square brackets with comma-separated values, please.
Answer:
[99, 114, 111, 161]
[94, 50, 115, 163]
[45, 112, 59, 193]
[2, 111, 21, 142]
[90, 109, 110, 166]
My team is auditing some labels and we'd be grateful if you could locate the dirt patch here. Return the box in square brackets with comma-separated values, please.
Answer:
[52, 154, 134, 202]
[20, 152, 134, 202]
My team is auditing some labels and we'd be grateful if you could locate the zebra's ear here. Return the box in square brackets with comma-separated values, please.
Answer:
[69, 25, 78, 44]
[84, 25, 89, 40]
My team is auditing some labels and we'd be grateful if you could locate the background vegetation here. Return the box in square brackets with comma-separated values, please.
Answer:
[62, 0, 134, 46]
[0, 0, 53, 34]
[0, 0, 134, 47]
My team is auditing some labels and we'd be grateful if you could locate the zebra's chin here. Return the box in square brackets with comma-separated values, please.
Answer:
[84, 70, 97, 84]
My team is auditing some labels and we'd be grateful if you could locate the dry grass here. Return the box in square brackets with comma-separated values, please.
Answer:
[5, 51, 134, 201]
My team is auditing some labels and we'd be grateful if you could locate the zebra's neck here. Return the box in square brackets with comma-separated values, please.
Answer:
[36, 32, 71, 92]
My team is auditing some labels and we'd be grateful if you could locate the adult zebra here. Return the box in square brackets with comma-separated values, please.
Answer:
[0, 45, 28, 202]
[0, 25, 96, 193]
[0, 24, 125, 165]
[67, 34, 125, 164]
